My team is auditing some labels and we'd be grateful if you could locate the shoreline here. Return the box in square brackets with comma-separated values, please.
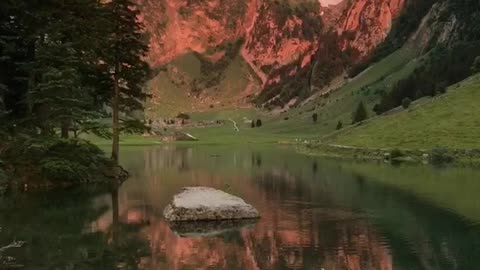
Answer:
[92, 134, 480, 167]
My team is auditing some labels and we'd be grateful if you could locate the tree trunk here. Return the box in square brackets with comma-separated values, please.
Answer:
[73, 122, 78, 138]
[61, 120, 69, 139]
[111, 187, 119, 247]
[111, 73, 120, 164]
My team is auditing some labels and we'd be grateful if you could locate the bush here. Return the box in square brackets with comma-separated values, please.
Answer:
[430, 148, 455, 164]
[251, 121, 255, 128]
[402, 97, 412, 109]
[390, 149, 404, 159]
[336, 121, 343, 130]
[472, 56, 480, 73]
[312, 113, 318, 123]
[2, 138, 114, 185]
[256, 119, 262, 127]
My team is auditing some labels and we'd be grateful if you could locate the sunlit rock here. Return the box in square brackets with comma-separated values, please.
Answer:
[163, 187, 260, 222]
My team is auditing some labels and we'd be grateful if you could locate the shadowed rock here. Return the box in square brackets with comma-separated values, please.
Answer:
[168, 219, 258, 238]
[163, 187, 260, 222]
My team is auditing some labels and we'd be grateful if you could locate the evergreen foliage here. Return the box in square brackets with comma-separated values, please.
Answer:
[100, 0, 150, 163]
[0, 0, 150, 186]
[2, 138, 115, 185]
[352, 101, 367, 124]
[374, 42, 480, 114]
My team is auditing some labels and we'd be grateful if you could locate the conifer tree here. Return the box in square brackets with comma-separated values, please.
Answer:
[99, 0, 150, 163]
[352, 101, 367, 124]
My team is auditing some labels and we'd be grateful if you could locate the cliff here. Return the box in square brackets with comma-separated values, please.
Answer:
[137, 0, 408, 113]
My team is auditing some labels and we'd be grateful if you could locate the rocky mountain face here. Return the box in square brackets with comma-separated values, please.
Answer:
[137, 0, 407, 112]
[338, 0, 405, 56]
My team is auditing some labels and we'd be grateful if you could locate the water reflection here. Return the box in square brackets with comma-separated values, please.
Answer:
[2, 145, 480, 269]
[113, 145, 480, 270]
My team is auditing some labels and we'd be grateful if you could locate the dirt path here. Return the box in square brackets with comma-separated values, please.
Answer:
[229, 119, 240, 132]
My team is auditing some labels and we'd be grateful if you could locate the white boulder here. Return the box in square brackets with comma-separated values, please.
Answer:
[163, 187, 260, 222]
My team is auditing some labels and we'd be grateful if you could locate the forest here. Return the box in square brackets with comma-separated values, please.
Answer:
[0, 0, 150, 190]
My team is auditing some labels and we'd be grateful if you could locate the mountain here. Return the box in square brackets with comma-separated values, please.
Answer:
[139, 0, 480, 122]
[137, 0, 407, 116]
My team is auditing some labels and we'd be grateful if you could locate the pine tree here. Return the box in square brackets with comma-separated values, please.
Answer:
[1, 0, 109, 137]
[312, 113, 318, 123]
[352, 101, 367, 124]
[99, 0, 150, 163]
[0, 0, 31, 129]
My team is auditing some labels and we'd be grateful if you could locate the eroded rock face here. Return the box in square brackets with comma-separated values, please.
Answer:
[137, 0, 256, 66]
[137, 0, 407, 107]
[338, 0, 405, 56]
[163, 187, 260, 221]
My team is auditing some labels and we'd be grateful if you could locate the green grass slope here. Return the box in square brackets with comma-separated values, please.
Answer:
[330, 74, 480, 150]
[146, 49, 261, 118]
[262, 47, 417, 136]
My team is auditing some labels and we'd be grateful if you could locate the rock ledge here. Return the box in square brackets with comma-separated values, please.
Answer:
[163, 187, 260, 222]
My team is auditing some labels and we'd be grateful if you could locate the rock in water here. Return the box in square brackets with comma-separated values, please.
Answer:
[163, 187, 260, 222]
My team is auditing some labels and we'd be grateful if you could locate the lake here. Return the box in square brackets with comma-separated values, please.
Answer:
[1, 145, 480, 269]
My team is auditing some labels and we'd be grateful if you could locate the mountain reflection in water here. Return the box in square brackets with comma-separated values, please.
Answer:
[90, 145, 480, 270]
[2, 145, 480, 269]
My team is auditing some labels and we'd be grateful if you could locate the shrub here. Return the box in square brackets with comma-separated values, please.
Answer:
[390, 149, 404, 159]
[472, 56, 480, 73]
[430, 148, 454, 164]
[402, 97, 412, 109]
[251, 121, 255, 128]
[312, 113, 318, 123]
[256, 119, 262, 127]
[336, 121, 343, 130]
[176, 113, 191, 120]
[436, 81, 448, 94]
[2, 138, 114, 185]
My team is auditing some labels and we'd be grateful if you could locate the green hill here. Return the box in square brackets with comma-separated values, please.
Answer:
[328, 74, 480, 150]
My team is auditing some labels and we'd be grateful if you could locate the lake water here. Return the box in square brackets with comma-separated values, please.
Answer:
[1, 145, 480, 269]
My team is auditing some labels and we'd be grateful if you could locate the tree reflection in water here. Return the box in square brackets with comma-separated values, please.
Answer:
[2, 145, 480, 269]
[0, 186, 150, 270]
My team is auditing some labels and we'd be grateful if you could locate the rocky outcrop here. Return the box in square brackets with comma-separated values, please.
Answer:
[138, 0, 408, 108]
[137, 0, 256, 66]
[338, 0, 405, 57]
[163, 187, 260, 221]
[242, 1, 322, 84]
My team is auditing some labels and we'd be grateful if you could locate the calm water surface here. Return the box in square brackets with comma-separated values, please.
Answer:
[1, 145, 480, 269]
